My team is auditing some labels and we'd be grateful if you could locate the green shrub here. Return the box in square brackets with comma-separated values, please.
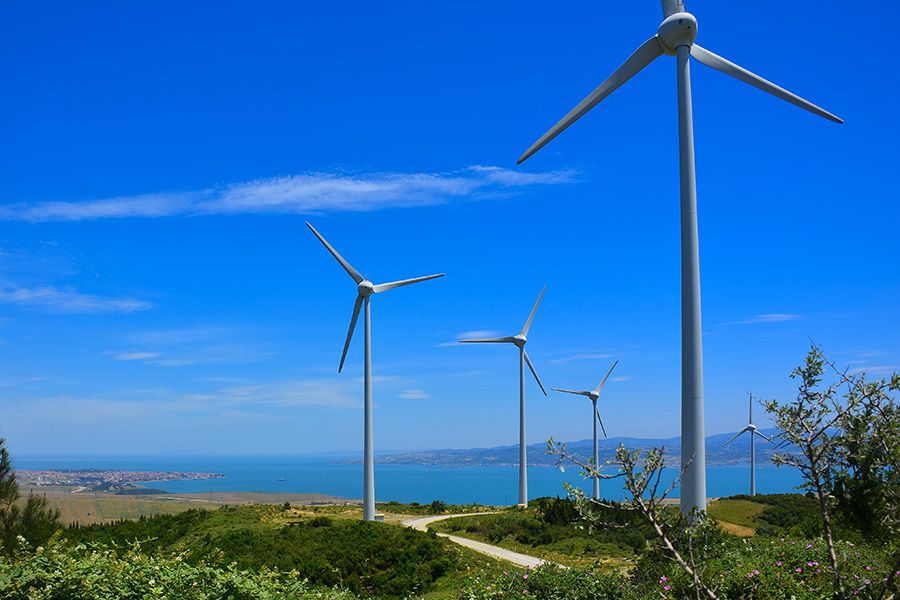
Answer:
[0, 539, 355, 600]
[458, 564, 637, 600]
[61, 506, 455, 599]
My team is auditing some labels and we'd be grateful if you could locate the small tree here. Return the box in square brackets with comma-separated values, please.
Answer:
[0, 438, 61, 554]
[549, 440, 720, 600]
[764, 346, 900, 600]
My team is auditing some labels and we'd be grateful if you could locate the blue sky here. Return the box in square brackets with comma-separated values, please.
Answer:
[1, 1, 897, 456]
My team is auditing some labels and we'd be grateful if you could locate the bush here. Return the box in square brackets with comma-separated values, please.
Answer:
[0, 539, 355, 600]
[62, 506, 455, 599]
[458, 564, 637, 600]
[633, 535, 897, 599]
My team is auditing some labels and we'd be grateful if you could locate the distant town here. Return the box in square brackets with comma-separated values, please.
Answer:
[17, 469, 224, 492]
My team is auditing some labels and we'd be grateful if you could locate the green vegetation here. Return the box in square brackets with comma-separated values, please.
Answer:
[462, 535, 896, 600]
[376, 500, 491, 516]
[429, 497, 651, 570]
[61, 505, 458, 599]
[0, 539, 355, 600]
[0, 438, 61, 555]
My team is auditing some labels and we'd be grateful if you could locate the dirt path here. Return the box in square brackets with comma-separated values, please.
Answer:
[402, 513, 561, 569]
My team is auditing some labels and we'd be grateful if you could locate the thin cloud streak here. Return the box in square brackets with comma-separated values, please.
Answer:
[549, 352, 616, 364]
[720, 313, 802, 326]
[2, 166, 577, 223]
[0, 286, 152, 314]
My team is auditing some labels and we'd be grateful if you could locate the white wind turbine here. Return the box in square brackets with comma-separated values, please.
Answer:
[306, 222, 444, 521]
[723, 393, 773, 497]
[460, 288, 548, 507]
[517, 0, 841, 516]
[552, 359, 619, 500]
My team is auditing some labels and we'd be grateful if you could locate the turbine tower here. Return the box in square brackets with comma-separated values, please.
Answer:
[723, 393, 773, 496]
[552, 360, 619, 500]
[460, 288, 548, 507]
[517, 1, 841, 516]
[306, 222, 444, 521]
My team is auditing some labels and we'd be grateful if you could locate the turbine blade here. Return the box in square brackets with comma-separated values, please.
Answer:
[523, 350, 547, 396]
[373, 273, 444, 294]
[518, 36, 663, 164]
[595, 406, 608, 438]
[661, 0, 684, 17]
[756, 430, 775, 444]
[520, 287, 546, 337]
[306, 222, 365, 284]
[338, 295, 364, 373]
[551, 388, 592, 397]
[722, 427, 750, 447]
[689, 45, 843, 124]
[594, 359, 620, 394]
[458, 336, 517, 344]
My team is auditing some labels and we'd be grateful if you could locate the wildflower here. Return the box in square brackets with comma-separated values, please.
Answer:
[660, 576, 668, 583]
[806, 543, 813, 549]
[776, 561, 783, 567]
[754, 570, 760, 575]
[864, 579, 871, 585]
[523, 574, 528, 580]
[796, 568, 803, 573]
[664, 585, 671, 591]
[865, 565, 872, 572]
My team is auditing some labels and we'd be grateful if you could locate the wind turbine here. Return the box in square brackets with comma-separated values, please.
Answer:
[552, 359, 619, 500]
[460, 288, 548, 507]
[723, 393, 773, 496]
[306, 222, 444, 521]
[517, 1, 841, 516]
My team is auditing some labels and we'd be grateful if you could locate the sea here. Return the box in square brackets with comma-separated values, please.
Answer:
[16, 455, 805, 505]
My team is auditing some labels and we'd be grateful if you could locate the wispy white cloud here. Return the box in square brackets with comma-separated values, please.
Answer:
[399, 389, 430, 400]
[114, 352, 160, 361]
[1, 166, 577, 223]
[112, 327, 274, 367]
[848, 365, 899, 376]
[0, 286, 151, 313]
[610, 376, 631, 383]
[549, 352, 616, 364]
[217, 379, 359, 409]
[721, 313, 802, 326]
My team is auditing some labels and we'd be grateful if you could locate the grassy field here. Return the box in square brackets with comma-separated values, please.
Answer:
[38, 490, 214, 525]
[707, 497, 766, 536]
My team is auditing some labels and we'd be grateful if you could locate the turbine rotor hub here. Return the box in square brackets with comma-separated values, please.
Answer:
[513, 335, 527, 347]
[657, 12, 698, 55]
[589, 392, 599, 401]
[357, 280, 375, 297]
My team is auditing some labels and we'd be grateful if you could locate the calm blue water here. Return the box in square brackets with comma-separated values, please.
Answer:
[16, 455, 805, 505]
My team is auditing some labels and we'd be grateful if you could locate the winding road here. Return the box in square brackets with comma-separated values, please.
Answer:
[402, 513, 560, 569]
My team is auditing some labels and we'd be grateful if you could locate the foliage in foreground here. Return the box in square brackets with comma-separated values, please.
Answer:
[460, 533, 898, 600]
[62, 505, 454, 599]
[0, 538, 355, 600]
[458, 564, 636, 600]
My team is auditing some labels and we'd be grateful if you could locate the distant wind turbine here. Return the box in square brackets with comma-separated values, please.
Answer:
[552, 360, 619, 500]
[723, 393, 773, 496]
[306, 222, 444, 521]
[517, 0, 841, 516]
[460, 288, 548, 507]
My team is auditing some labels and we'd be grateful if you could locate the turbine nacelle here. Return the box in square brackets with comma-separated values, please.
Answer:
[657, 12, 698, 55]
[357, 280, 375, 297]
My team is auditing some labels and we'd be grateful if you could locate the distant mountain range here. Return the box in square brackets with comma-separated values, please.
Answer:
[370, 429, 788, 467]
